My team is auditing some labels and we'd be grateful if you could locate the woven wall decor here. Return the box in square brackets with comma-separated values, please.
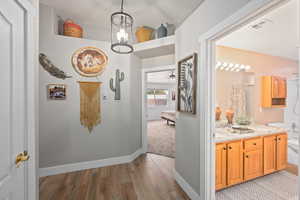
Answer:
[78, 81, 102, 133]
[72, 47, 108, 77]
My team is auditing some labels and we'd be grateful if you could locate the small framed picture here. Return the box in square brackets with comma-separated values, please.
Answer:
[47, 84, 66, 100]
[177, 53, 197, 114]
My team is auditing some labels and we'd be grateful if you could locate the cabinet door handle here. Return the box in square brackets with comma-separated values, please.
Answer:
[223, 147, 227, 150]
[228, 146, 232, 150]
[253, 143, 256, 145]
[245, 155, 249, 158]
[278, 138, 281, 141]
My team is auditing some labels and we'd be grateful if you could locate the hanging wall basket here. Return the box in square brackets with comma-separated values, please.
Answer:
[72, 47, 108, 77]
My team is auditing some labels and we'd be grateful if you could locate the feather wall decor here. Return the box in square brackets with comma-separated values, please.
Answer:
[39, 53, 72, 79]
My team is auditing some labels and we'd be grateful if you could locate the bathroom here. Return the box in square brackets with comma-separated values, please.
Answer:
[214, 0, 299, 199]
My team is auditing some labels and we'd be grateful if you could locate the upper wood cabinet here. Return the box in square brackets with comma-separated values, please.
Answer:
[261, 76, 286, 108]
[272, 77, 286, 98]
[227, 140, 243, 186]
[215, 143, 227, 190]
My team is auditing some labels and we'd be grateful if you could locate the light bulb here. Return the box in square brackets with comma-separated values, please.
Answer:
[245, 65, 251, 70]
[117, 28, 128, 43]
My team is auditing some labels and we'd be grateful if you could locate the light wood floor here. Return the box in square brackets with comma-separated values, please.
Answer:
[39, 153, 190, 200]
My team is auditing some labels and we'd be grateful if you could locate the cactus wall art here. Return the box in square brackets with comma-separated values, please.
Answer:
[110, 69, 124, 100]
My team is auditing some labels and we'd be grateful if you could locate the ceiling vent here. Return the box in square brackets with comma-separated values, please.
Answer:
[250, 18, 272, 30]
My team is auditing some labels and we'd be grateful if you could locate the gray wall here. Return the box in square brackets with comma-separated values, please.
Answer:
[175, 0, 250, 196]
[142, 54, 175, 68]
[39, 5, 141, 168]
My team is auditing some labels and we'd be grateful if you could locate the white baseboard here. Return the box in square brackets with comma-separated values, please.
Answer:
[174, 170, 201, 200]
[39, 149, 143, 177]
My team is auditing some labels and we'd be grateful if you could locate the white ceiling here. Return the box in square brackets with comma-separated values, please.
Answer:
[218, 0, 299, 61]
[41, 0, 203, 40]
[147, 70, 176, 84]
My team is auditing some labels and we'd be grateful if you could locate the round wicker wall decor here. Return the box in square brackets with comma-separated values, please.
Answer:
[72, 47, 108, 77]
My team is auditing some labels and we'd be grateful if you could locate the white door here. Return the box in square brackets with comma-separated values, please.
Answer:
[0, 0, 29, 199]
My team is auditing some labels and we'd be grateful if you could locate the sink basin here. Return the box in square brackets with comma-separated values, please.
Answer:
[215, 133, 229, 138]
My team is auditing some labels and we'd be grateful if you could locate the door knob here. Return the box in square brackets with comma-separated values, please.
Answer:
[15, 151, 30, 167]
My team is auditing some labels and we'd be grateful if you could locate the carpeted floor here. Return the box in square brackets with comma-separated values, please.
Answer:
[147, 120, 175, 158]
[216, 171, 298, 200]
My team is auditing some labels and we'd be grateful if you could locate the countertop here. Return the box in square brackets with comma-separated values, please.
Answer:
[215, 124, 287, 143]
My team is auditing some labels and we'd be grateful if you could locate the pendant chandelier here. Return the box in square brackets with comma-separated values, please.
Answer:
[111, 0, 134, 54]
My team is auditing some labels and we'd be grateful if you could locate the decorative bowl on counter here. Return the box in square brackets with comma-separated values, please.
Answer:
[230, 125, 254, 134]
[236, 117, 251, 126]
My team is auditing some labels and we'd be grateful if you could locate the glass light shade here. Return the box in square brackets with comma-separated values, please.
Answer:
[111, 11, 134, 54]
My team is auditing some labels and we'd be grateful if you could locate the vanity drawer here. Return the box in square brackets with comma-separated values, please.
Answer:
[244, 137, 262, 151]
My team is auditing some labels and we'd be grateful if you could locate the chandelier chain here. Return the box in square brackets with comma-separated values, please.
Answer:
[121, 0, 124, 12]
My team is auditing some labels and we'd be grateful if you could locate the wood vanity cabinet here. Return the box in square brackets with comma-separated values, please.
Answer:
[227, 140, 244, 186]
[244, 137, 263, 181]
[261, 76, 286, 108]
[215, 143, 227, 190]
[215, 140, 243, 190]
[276, 134, 288, 170]
[263, 135, 277, 174]
[263, 133, 287, 174]
[216, 133, 287, 190]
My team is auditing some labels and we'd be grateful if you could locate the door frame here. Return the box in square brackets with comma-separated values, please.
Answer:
[197, 0, 296, 199]
[141, 65, 176, 153]
[14, 0, 38, 199]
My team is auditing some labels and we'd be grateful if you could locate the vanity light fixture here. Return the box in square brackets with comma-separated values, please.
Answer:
[230, 64, 239, 71]
[220, 62, 227, 70]
[215, 61, 251, 72]
[111, 0, 134, 54]
[245, 65, 251, 70]
[216, 61, 222, 69]
[225, 63, 234, 71]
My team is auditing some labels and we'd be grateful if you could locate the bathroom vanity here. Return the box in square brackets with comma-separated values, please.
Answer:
[215, 126, 287, 190]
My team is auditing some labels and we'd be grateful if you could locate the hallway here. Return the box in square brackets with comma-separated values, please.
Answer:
[39, 154, 190, 200]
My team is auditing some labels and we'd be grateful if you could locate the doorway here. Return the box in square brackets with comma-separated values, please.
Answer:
[0, 0, 38, 199]
[199, 0, 300, 199]
[142, 65, 176, 158]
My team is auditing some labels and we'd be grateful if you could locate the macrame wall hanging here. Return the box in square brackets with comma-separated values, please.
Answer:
[78, 81, 102, 133]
